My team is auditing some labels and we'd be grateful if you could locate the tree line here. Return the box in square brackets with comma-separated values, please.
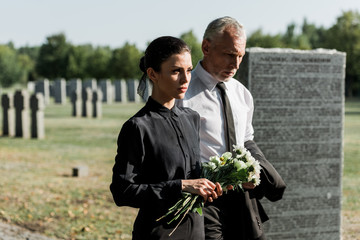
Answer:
[0, 10, 359, 96]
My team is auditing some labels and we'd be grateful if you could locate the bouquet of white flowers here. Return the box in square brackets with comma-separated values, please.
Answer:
[157, 145, 262, 236]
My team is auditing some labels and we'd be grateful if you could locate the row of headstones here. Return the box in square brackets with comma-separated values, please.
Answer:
[1, 87, 105, 139]
[71, 88, 103, 118]
[1, 90, 44, 139]
[28, 78, 148, 105]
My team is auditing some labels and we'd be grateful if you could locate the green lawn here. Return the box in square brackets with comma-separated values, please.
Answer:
[342, 99, 360, 239]
[0, 98, 359, 239]
[0, 101, 144, 240]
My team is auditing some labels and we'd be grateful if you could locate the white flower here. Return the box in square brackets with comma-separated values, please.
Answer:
[221, 152, 232, 161]
[234, 159, 247, 171]
[233, 145, 247, 155]
[209, 156, 221, 166]
[250, 174, 261, 186]
[207, 161, 217, 170]
[252, 160, 261, 173]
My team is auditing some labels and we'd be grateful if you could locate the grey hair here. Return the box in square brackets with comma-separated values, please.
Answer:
[203, 16, 246, 42]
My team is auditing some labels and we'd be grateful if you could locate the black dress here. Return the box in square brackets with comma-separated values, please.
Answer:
[110, 97, 204, 240]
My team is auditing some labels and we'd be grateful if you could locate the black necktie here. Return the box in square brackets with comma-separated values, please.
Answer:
[216, 82, 236, 152]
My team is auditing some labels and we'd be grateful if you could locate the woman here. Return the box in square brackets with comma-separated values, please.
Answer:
[110, 36, 221, 240]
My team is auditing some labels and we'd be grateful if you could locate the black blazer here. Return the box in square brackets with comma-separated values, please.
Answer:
[244, 139, 286, 239]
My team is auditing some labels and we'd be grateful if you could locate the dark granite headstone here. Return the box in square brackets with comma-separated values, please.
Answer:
[127, 79, 141, 102]
[82, 88, 93, 118]
[72, 165, 89, 177]
[54, 78, 66, 104]
[83, 79, 97, 91]
[14, 90, 30, 139]
[1, 93, 15, 137]
[71, 91, 82, 117]
[99, 79, 113, 104]
[35, 79, 50, 105]
[114, 79, 127, 103]
[92, 89, 103, 118]
[30, 93, 45, 139]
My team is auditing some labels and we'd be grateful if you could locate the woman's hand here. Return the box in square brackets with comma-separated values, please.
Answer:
[181, 179, 223, 202]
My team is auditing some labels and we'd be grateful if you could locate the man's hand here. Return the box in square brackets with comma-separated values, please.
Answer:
[242, 182, 256, 189]
[226, 182, 256, 190]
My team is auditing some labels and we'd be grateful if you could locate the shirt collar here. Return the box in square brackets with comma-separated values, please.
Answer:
[146, 96, 179, 118]
[194, 61, 220, 92]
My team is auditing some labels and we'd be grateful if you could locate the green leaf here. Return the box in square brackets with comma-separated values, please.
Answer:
[195, 207, 203, 216]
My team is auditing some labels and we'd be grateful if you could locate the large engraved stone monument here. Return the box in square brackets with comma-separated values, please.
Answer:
[238, 48, 345, 240]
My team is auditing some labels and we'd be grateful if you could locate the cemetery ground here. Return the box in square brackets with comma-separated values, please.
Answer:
[0, 99, 359, 240]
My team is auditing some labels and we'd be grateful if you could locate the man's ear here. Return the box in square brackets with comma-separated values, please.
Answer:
[202, 39, 210, 56]
[147, 68, 157, 84]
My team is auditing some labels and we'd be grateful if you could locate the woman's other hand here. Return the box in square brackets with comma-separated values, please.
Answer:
[181, 179, 223, 202]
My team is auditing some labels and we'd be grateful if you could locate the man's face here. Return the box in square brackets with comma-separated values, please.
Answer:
[202, 28, 246, 82]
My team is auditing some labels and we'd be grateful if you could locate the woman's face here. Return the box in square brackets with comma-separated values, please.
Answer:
[150, 51, 192, 102]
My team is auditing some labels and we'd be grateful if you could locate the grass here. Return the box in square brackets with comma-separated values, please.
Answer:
[0, 100, 144, 240]
[0, 98, 359, 239]
[342, 99, 360, 240]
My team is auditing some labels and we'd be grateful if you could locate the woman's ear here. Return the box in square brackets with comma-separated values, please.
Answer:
[147, 68, 157, 84]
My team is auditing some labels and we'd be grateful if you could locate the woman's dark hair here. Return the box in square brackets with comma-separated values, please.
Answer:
[137, 36, 191, 98]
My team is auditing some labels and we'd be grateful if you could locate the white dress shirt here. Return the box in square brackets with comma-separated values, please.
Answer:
[178, 62, 254, 163]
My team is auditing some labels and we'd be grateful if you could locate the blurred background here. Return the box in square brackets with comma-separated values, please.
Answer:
[0, 1, 359, 239]
[1, 0, 360, 96]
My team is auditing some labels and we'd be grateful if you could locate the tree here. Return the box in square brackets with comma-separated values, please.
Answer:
[109, 42, 142, 80]
[300, 18, 327, 49]
[36, 33, 70, 79]
[324, 10, 360, 96]
[86, 46, 112, 79]
[180, 30, 202, 67]
[247, 29, 284, 48]
[17, 46, 40, 81]
[282, 23, 297, 48]
[67, 44, 93, 79]
[0, 45, 23, 87]
[17, 54, 35, 84]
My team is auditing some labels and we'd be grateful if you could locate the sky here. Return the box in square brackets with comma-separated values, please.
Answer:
[1, 0, 360, 50]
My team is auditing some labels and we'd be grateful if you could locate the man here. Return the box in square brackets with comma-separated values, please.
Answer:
[178, 16, 286, 239]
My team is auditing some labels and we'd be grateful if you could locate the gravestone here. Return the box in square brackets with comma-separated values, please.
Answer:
[49, 81, 55, 98]
[92, 89, 103, 118]
[69, 79, 82, 98]
[72, 165, 89, 177]
[82, 88, 93, 118]
[14, 90, 30, 139]
[30, 93, 45, 139]
[99, 79, 113, 104]
[66, 81, 70, 97]
[127, 79, 141, 102]
[54, 78, 66, 104]
[35, 79, 50, 105]
[83, 78, 97, 91]
[114, 79, 128, 103]
[238, 48, 346, 240]
[1, 93, 15, 137]
[27, 81, 35, 93]
[71, 90, 82, 117]
[69, 79, 82, 117]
